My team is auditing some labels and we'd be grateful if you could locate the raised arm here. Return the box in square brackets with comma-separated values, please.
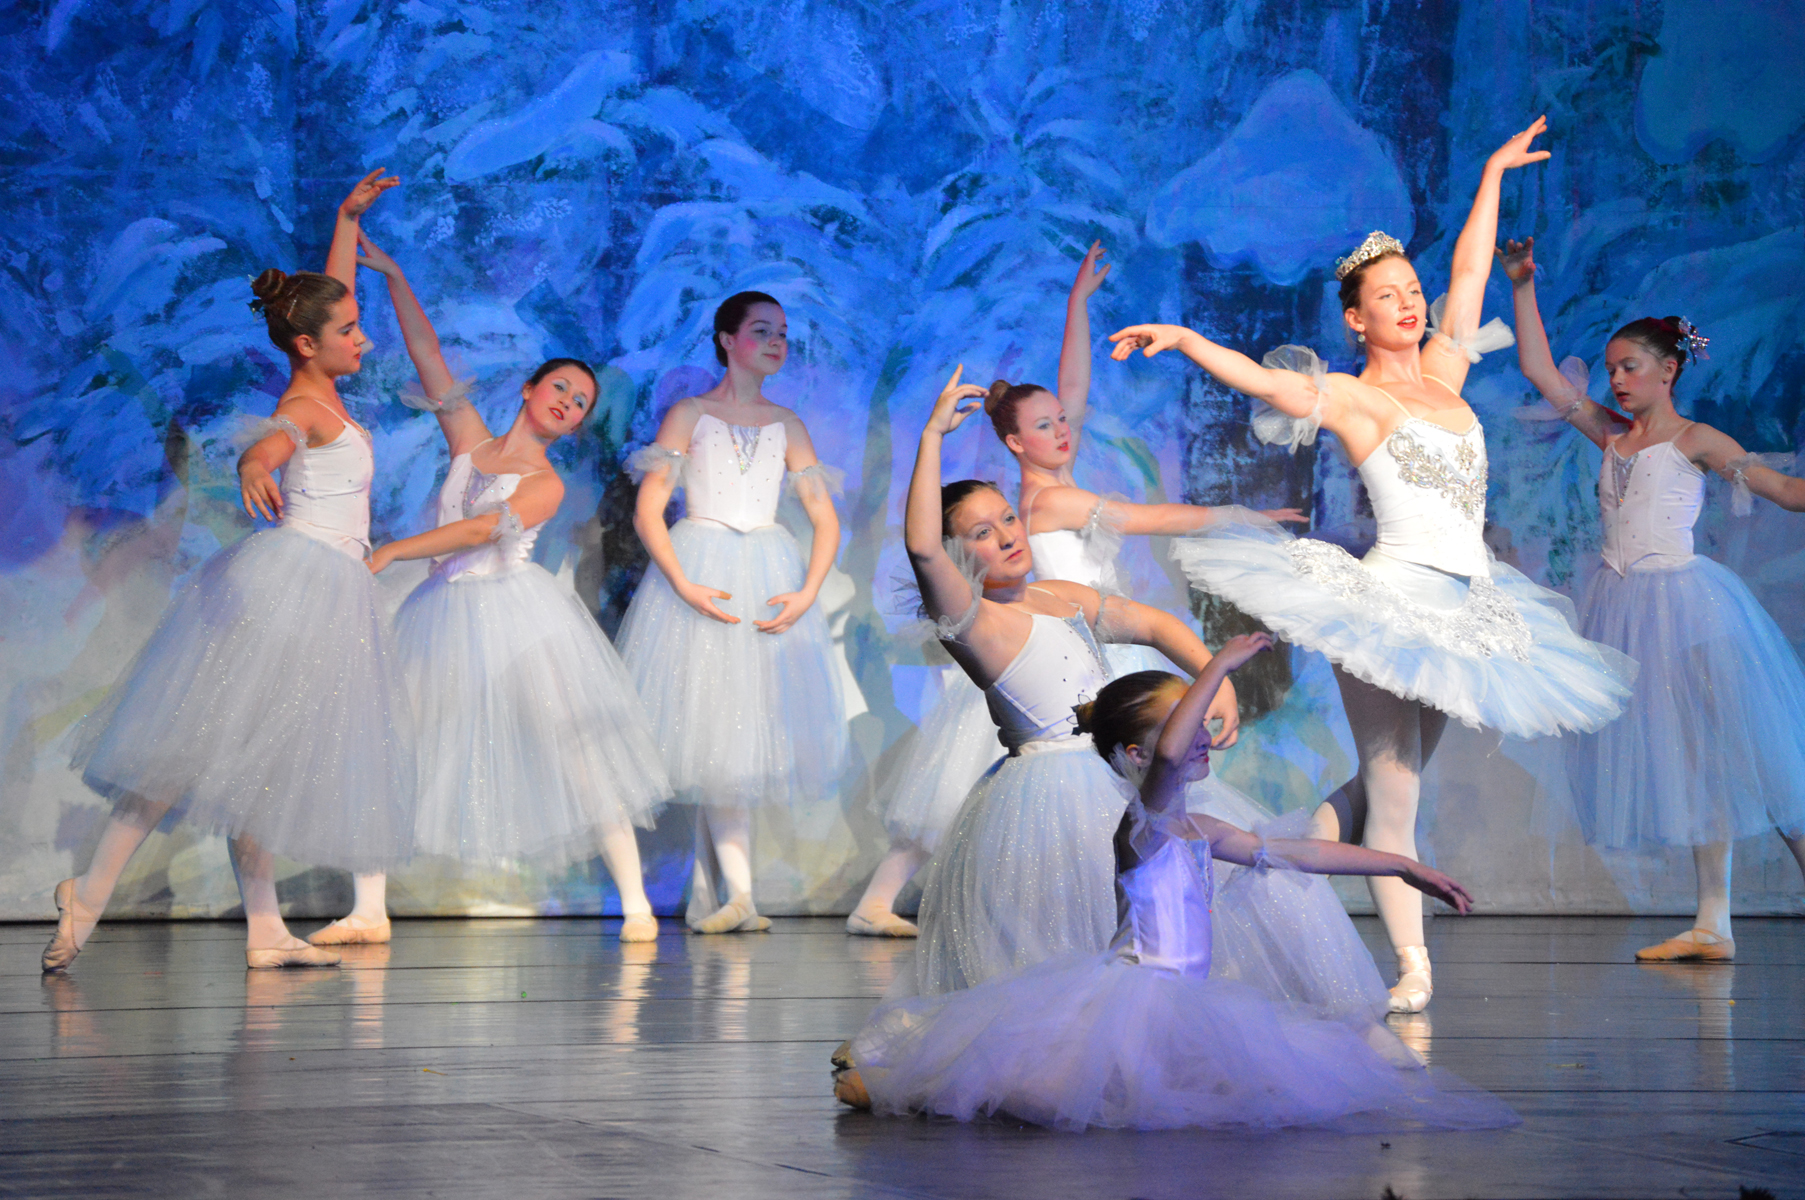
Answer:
[1501, 237, 1623, 450]
[906, 367, 991, 620]
[1096, 593, 1241, 748]
[325, 169, 398, 289]
[1057, 241, 1110, 437]
[1108, 325, 1337, 425]
[355, 231, 489, 455]
[1138, 633, 1270, 822]
[370, 472, 566, 573]
[1681, 424, 1805, 513]
[756, 416, 840, 634]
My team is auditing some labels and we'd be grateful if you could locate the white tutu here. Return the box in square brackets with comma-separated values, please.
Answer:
[852, 951, 1516, 1132]
[72, 528, 414, 871]
[880, 672, 1004, 851]
[616, 519, 848, 808]
[395, 564, 672, 865]
[1188, 778, 1390, 1022]
[1568, 556, 1805, 847]
[1172, 521, 1635, 738]
[909, 743, 1128, 996]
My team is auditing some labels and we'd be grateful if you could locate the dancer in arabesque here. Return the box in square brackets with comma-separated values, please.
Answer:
[50, 170, 412, 971]
[1110, 117, 1635, 1012]
[1503, 235, 1805, 962]
[307, 231, 672, 947]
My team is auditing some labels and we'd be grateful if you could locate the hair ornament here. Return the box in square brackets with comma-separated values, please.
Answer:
[1675, 317, 1709, 363]
[1334, 231, 1405, 281]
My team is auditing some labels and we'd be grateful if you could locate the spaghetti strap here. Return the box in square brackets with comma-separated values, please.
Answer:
[1424, 375, 1462, 399]
[1369, 384, 1415, 418]
[288, 394, 367, 439]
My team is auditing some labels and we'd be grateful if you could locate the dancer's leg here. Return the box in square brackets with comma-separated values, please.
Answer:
[1309, 777, 1368, 844]
[690, 805, 769, 934]
[1634, 841, 1737, 961]
[307, 872, 391, 945]
[43, 799, 172, 969]
[848, 843, 927, 936]
[1781, 827, 1805, 884]
[233, 833, 337, 967]
[597, 823, 658, 942]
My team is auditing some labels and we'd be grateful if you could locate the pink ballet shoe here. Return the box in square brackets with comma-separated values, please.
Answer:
[307, 916, 391, 946]
[247, 942, 342, 969]
[846, 910, 918, 938]
[830, 1040, 871, 1109]
[1635, 929, 1734, 962]
[688, 895, 770, 934]
[1387, 944, 1432, 1014]
[41, 879, 92, 974]
[618, 913, 659, 943]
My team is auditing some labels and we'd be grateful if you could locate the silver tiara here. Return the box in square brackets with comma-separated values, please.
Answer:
[1334, 231, 1405, 280]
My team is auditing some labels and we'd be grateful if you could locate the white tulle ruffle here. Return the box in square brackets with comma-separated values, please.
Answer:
[1427, 294, 1516, 363]
[880, 670, 1004, 851]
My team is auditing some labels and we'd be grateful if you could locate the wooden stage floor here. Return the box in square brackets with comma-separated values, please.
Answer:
[1, 915, 1800, 1199]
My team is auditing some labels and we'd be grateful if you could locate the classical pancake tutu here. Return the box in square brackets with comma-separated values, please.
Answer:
[880, 672, 1003, 851]
[1568, 556, 1805, 848]
[395, 564, 672, 865]
[616, 519, 847, 808]
[72, 527, 413, 871]
[1172, 521, 1634, 738]
[908, 743, 1127, 997]
[851, 952, 1518, 1131]
[1189, 778, 1389, 1023]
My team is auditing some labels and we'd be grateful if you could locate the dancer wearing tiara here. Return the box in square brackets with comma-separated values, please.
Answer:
[1503, 236, 1805, 962]
[833, 635, 1517, 1132]
[617, 292, 849, 934]
[306, 233, 673, 946]
[1110, 117, 1634, 1012]
[50, 171, 412, 972]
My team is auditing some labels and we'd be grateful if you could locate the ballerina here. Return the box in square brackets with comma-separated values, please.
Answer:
[1503, 236, 1805, 962]
[834, 634, 1517, 1132]
[1109, 117, 1634, 1012]
[616, 291, 849, 934]
[897, 367, 1246, 998]
[306, 232, 674, 946]
[50, 170, 411, 971]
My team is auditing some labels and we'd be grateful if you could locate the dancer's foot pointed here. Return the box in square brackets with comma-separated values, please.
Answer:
[1387, 944, 1432, 1013]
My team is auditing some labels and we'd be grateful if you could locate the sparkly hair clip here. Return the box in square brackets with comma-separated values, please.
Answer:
[1334, 231, 1406, 281]
[1675, 317, 1709, 363]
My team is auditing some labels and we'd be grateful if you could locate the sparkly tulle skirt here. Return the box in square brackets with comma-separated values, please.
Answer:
[880, 672, 1004, 851]
[616, 519, 849, 808]
[1566, 555, 1805, 848]
[395, 564, 672, 865]
[72, 528, 415, 871]
[1172, 522, 1635, 738]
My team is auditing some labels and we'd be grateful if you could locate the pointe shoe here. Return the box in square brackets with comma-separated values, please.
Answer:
[1635, 928, 1734, 962]
[42, 879, 91, 974]
[846, 910, 918, 938]
[247, 941, 342, 969]
[618, 912, 659, 943]
[688, 895, 771, 934]
[1387, 944, 1432, 1014]
[307, 916, 391, 946]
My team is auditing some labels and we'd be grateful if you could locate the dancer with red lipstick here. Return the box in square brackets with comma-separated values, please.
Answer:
[1110, 118, 1634, 1012]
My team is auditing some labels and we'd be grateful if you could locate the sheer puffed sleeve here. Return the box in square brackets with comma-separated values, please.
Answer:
[626, 444, 688, 487]
[787, 462, 846, 502]
[248, 415, 307, 450]
[399, 376, 475, 414]
[1428, 294, 1516, 363]
[1251, 346, 1328, 454]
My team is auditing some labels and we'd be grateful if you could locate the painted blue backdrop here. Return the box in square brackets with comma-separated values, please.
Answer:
[3, 0, 1802, 919]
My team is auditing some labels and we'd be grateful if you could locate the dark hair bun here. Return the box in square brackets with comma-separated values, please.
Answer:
[249, 268, 289, 312]
[1071, 699, 1098, 735]
[985, 379, 1011, 411]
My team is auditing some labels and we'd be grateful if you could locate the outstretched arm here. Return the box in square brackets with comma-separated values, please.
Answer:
[1501, 237, 1623, 450]
[1027, 485, 1305, 538]
[1108, 325, 1336, 425]
[1683, 424, 1805, 512]
[1195, 817, 1474, 913]
[906, 367, 991, 620]
[355, 231, 489, 455]
[325, 168, 398, 289]
[369, 473, 566, 573]
[1058, 241, 1110, 438]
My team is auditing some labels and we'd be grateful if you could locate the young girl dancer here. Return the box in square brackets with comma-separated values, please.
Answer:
[1504, 236, 1805, 961]
[617, 292, 849, 934]
[50, 171, 412, 971]
[835, 636, 1516, 1132]
[306, 233, 673, 946]
[1109, 117, 1634, 1011]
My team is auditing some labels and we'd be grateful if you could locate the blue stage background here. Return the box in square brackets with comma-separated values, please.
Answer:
[4, 0, 1802, 919]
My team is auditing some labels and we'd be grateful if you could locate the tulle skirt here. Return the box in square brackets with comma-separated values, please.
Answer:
[851, 952, 1518, 1132]
[616, 520, 848, 808]
[880, 672, 1003, 851]
[72, 527, 414, 871]
[909, 742, 1128, 997]
[1172, 522, 1635, 738]
[1567, 555, 1805, 848]
[395, 564, 672, 865]
[1189, 778, 1390, 1022]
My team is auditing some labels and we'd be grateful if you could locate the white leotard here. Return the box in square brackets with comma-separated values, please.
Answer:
[981, 609, 1109, 753]
[684, 413, 788, 531]
[1109, 836, 1213, 977]
[1599, 437, 1703, 575]
[431, 443, 548, 582]
[1358, 385, 1490, 579]
[279, 415, 373, 560]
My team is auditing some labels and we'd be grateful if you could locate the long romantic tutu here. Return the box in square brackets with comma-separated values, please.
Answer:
[616, 519, 848, 808]
[1567, 556, 1805, 848]
[909, 744, 1128, 997]
[396, 564, 672, 865]
[1172, 520, 1634, 738]
[852, 951, 1517, 1132]
[72, 528, 414, 871]
[880, 671, 1004, 851]
[1189, 778, 1390, 1023]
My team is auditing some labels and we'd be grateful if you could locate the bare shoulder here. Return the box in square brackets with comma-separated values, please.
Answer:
[1027, 483, 1100, 530]
[655, 396, 706, 447]
[1032, 577, 1100, 615]
[1677, 419, 1742, 466]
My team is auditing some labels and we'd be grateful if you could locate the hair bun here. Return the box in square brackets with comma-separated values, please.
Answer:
[249, 268, 289, 313]
[984, 379, 1012, 413]
[1071, 699, 1098, 735]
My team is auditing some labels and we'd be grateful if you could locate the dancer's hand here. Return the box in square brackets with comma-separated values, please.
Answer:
[366, 543, 398, 574]
[1400, 861, 1475, 914]
[1487, 116, 1550, 174]
[1108, 324, 1191, 362]
[756, 590, 814, 634]
[1259, 507, 1309, 525]
[1205, 682, 1240, 749]
[240, 463, 283, 521]
[339, 168, 399, 219]
[678, 580, 738, 624]
[1070, 240, 1110, 301]
[1496, 237, 1536, 285]
[928, 365, 987, 436]
[356, 229, 401, 278]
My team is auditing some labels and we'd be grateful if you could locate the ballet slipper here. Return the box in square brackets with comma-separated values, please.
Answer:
[830, 1041, 871, 1109]
[845, 910, 918, 938]
[618, 913, 659, 943]
[247, 939, 342, 969]
[1387, 944, 1433, 1014]
[1635, 928, 1734, 962]
[306, 915, 391, 946]
[688, 895, 770, 934]
[41, 879, 93, 974]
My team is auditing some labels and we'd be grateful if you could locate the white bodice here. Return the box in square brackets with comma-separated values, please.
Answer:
[280, 421, 373, 560]
[683, 414, 787, 532]
[984, 611, 1109, 752]
[1600, 438, 1703, 575]
[430, 451, 545, 582]
[1108, 837, 1213, 976]
[1359, 416, 1491, 579]
[1028, 528, 1118, 592]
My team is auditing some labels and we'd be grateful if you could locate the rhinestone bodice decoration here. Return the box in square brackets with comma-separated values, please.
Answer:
[683, 413, 788, 532]
[1599, 438, 1703, 575]
[1359, 417, 1491, 579]
[431, 451, 543, 581]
